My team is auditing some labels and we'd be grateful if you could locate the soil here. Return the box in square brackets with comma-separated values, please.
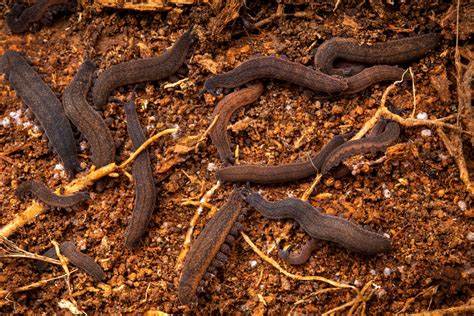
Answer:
[0, 0, 472, 314]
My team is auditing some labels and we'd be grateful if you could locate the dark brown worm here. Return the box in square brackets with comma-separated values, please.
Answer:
[6, 0, 75, 33]
[204, 56, 348, 95]
[92, 27, 194, 109]
[246, 192, 391, 255]
[343, 65, 406, 95]
[279, 238, 318, 265]
[121, 94, 157, 250]
[178, 190, 245, 305]
[15, 180, 89, 207]
[215, 135, 347, 184]
[314, 33, 442, 76]
[63, 60, 115, 171]
[0, 50, 80, 174]
[210, 83, 264, 164]
[321, 121, 400, 175]
[35, 241, 106, 281]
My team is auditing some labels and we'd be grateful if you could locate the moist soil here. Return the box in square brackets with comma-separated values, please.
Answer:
[0, 1, 472, 314]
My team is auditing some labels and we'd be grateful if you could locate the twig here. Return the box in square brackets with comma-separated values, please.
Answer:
[301, 174, 322, 201]
[175, 181, 222, 271]
[119, 127, 178, 169]
[0, 269, 78, 297]
[0, 235, 61, 266]
[322, 281, 373, 315]
[241, 232, 356, 291]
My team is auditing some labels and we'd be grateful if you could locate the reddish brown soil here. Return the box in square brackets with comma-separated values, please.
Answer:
[0, 1, 472, 314]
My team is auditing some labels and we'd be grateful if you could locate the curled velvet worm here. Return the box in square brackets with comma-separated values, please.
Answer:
[210, 83, 264, 164]
[178, 190, 245, 305]
[204, 56, 348, 95]
[314, 33, 442, 76]
[216, 135, 347, 184]
[246, 192, 391, 255]
[321, 121, 400, 175]
[279, 238, 318, 265]
[0, 50, 80, 174]
[6, 0, 75, 33]
[63, 60, 115, 171]
[35, 241, 106, 281]
[121, 94, 157, 250]
[92, 27, 195, 109]
[15, 180, 89, 207]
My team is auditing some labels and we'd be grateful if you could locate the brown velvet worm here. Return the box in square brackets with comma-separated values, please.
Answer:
[92, 27, 195, 109]
[63, 60, 115, 173]
[35, 241, 106, 281]
[120, 94, 157, 250]
[210, 83, 265, 164]
[246, 192, 391, 256]
[204, 56, 348, 95]
[15, 180, 89, 207]
[320, 121, 400, 175]
[215, 135, 347, 184]
[6, 0, 76, 33]
[0, 50, 80, 174]
[314, 33, 442, 76]
[178, 189, 245, 305]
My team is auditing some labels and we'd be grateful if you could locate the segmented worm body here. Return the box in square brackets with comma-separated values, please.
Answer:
[279, 238, 318, 265]
[92, 27, 194, 108]
[246, 192, 391, 255]
[0, 50, 80, 174]
[210, 83, 264, 164]
[6, 0, 75, 33]
[204, 56, 348, 95]
[63, 60, 115, 172]
[216, 135, 346, 184]
[122, 95, 157, 250]
[321, 121, 400, 175]
[15, 180, 89, 207]
[35, 241, 106, 281]
[343, 65, 406, 94]
[314, 33, 442, 76]
[179, 190, 245, 305]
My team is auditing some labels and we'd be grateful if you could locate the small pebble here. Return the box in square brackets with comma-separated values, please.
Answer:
[370, 269, 377, 275]
[207, 162, 218, 172]
[383, 267, 392, 276]
[382, 183, 392, 198]
[79, 141, 88, 151]
[354, 279, 362, 287]
[467, 232, 474, 242]
[457, 200, 467, 211]
[439, 153, 449, 161]
[0, 117, 11, 127]
[421, 129, 432, 137]
[249, 260, 258, 268]
[416, 112, 428, 120]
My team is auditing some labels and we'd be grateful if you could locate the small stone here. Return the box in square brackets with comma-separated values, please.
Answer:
[467, 232, 474, 242]
[249, 260, 258, 268]
[370, 269, 377, 275]
[421, 129, 432, 137]
[207, 162, 218, 172]
[437, 189, 446, 197]
[457, 200, 467, 211]
[382, 183, 392, 198]
[354, 279, 362, 287]
[383, 267, 392, 276]
[0, 117, 10, 127]
[416, 112, 428, 120]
